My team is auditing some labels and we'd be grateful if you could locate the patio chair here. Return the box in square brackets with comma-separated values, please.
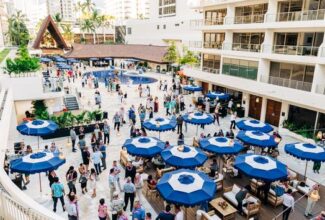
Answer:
[156, 167, 175, 178]
[196, 210, 221, 220]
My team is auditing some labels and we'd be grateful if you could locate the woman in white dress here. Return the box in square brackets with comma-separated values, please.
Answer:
[134, 173, 143, 203]
[89, 168, 97, 198]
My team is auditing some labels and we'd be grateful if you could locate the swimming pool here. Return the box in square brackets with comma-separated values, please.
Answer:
[84, 70, 157, 85]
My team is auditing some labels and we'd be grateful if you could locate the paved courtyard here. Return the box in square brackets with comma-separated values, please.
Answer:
[10, 68, 325, 219]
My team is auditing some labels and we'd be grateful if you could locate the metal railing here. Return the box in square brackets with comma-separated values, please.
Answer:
[189, 19, 203, 28]
[202, 67, 220, 74]
[266, 9, 325, 22]
[272, 45, 319, 56]
[189, 41, 203, 48]
[225, 14, 265, 24]
[223, 43, 262, 52]
[268, 76, 312, 91]
[203, 41, 223, 49]
[204, 18, 224, 25]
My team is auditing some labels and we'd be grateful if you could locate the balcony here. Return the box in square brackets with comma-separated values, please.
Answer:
[266, 9, 325, 22]
[204, 18, 224, 25]
[203, 41, 223, 49]
[268, 76, 312, 91]
[189, 41, 202, 48]
[225, 14, 265, 25]
[223, 43, 262, 52]
[271, 45, 319, 56]
[202, 67, 220, 74]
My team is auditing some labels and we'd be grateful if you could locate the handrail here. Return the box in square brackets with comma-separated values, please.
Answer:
[202, 67, 220, 74]
[0, 89, 64, 220]
[266, 9, 325, 22]
[203, 41, 223, 49]
[272, 45, 319, 56]
[225, 14, 265, 24]
[268, 76, 312, 91]
[223, 43, 262, 52]
[204, 18, 224, 25]
[189, 41, 203, 48]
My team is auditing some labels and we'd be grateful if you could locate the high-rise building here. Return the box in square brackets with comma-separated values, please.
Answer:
[185, 0, 325, 131]
[125, 0, 202, 47]
[46, 0, 74, 22]
[106, 0, 150, 21]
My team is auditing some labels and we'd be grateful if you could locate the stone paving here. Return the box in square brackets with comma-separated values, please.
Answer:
[10, 67, 325, 219]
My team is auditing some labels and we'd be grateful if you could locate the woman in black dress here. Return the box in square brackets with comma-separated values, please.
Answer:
[82, 146, 90, 171]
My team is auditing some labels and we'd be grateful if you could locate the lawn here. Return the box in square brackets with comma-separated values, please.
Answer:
[0, 48, 10, 63]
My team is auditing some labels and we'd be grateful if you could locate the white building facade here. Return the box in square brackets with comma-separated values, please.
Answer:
[105, 0, 150, 21]
[185, 0, 325, 132]
[125, 0, 202, 47]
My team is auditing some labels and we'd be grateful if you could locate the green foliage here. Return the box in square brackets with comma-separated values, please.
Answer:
[4, 45, 40, 74]
[163, 42, 179, 63]
[7, 11, 29, 46]
[0, 49, 10, 63]
[48, 110, 102, 128]
[282, 120, 314, 139]
[75, 111, 87, 125]
[32, 100, 49, 120]
[179, 49, 199, 66]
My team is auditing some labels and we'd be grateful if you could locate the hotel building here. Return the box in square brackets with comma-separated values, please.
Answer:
[186, 0, 325, 133]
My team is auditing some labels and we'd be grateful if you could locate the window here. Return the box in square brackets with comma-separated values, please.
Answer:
[157, 25, 160, 30]
[175, 23, 179, 26]
[163, 24, 166, 29]
[159, 0, 176, 17]
[222, 58, 258, 80]
[127, 27, 132, 35]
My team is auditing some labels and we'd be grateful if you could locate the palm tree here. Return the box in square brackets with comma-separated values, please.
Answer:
[90, 9, 100, 44]
[61, 24, 74, 45]
[52, 13, 62, 29]
[82, 0, 95, 16]
[12, 10, 27, 24]
[80, 18, 94, 43]
[102, 15, 114, 43]
[6, 11, 29, 46]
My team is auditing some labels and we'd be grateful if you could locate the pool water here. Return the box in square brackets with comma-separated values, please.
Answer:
[84, 70, 157, 85]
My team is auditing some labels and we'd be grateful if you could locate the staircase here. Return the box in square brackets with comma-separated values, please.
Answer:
[64, 95, 79, 110]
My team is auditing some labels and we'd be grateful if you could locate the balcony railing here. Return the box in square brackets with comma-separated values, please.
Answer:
[223, 43, 262, 52]
[266, 9, 325, 22]
[268, 76, 312, 91]
[189, 19, 203, 28]
[204, 18, 224, 25]
[225, 14, 265, 24]
[202, 67, 220, 74]
[272, 45, 319, 56]
[189, 41, 202, 48]
[203, 41, 223, 49]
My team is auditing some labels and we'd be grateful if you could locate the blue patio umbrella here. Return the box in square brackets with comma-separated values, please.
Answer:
[126, 58, 140, 62]
[67, 58, 79, 63]
[285, 142, 325, 178]
[205, 92, 230, 101]
[40, 57, 51, 63]
[199, 137, 244, 155]
[123, 136, 165, 158]
[10, 152, 65, 192]
[183, 112, 214, 135]
[157, 169, 216, 207]
[183, 85, 203, 92]
[161, 145, 208, 169]
[236, 130, 278, 148]
[89, 57, 99, 61]
[58, 65, 72, 70]
[104, 57, 112, 61]
[234, 154, 288, 182]
[143, 117, 177, 138]
[53, 57, 66, 62]
[17, 119, 58, 149]
[236, 119, 273, 133]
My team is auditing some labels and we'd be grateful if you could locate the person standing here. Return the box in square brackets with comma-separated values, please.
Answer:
[305, 185, 320, 217]
[214, 105, 220, 126]
[123, 177, 136, 212]
[103, 120, 110, 144]
[66, 166, 78, 194]
[92, 147, 103, 175]
[113, 112, 121, 135]
[109, 168, 117, 201]
[89, 168, 97, 198]
[48, 170, 57, 188]
[125, 162, 136, 183]
[51, 177, 65, 213]
[70, 128, 77, 152]
[176, 114, 183, 134]
[230, 111, 237, 130]
[313, 161, 321, 173]
[235, 185, 250, 215]
[113, 160, 122, 191]
[156, 205, 175, 220]
[99, 141, 107, 170]
[78, 163, 88, 194]
[175, 205, 184, 220]
[134, 173, 143, 203]
[132, 200, 145, 220]
[98, 198, 109, 220]
[66, 192, 79, 220]
[282, 189, 294, 220]
[111, 192, 125, 220]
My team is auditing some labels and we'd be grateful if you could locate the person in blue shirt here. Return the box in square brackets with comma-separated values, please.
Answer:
[51, 177, 65, 212]
[99, 140, 107, 170]
[139, 110, 146, 128]
[128, 107, 136, 125]
[156, 205, 175, 220]
[132, 200, 145, 220]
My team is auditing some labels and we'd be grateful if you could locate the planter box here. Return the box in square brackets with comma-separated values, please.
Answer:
[278, 128, 316, 144]
[41, 122, 104, 139]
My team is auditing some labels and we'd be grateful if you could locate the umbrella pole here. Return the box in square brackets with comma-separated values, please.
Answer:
[37, 136, 40, 150]
[159, 132, 161, 139]
[304, 161, 308, 180]
[39, 173, 42, 193]
[196, 125, 198, 136]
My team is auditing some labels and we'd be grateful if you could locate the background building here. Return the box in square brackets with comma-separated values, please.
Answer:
[125, 0, 202, 47]
[185, 0, 325, 135]
[0, 0, 8, 47]
[105, 0, 150, 21]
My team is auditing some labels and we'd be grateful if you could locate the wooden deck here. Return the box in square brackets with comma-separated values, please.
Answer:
[142, 163, 325, 220]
